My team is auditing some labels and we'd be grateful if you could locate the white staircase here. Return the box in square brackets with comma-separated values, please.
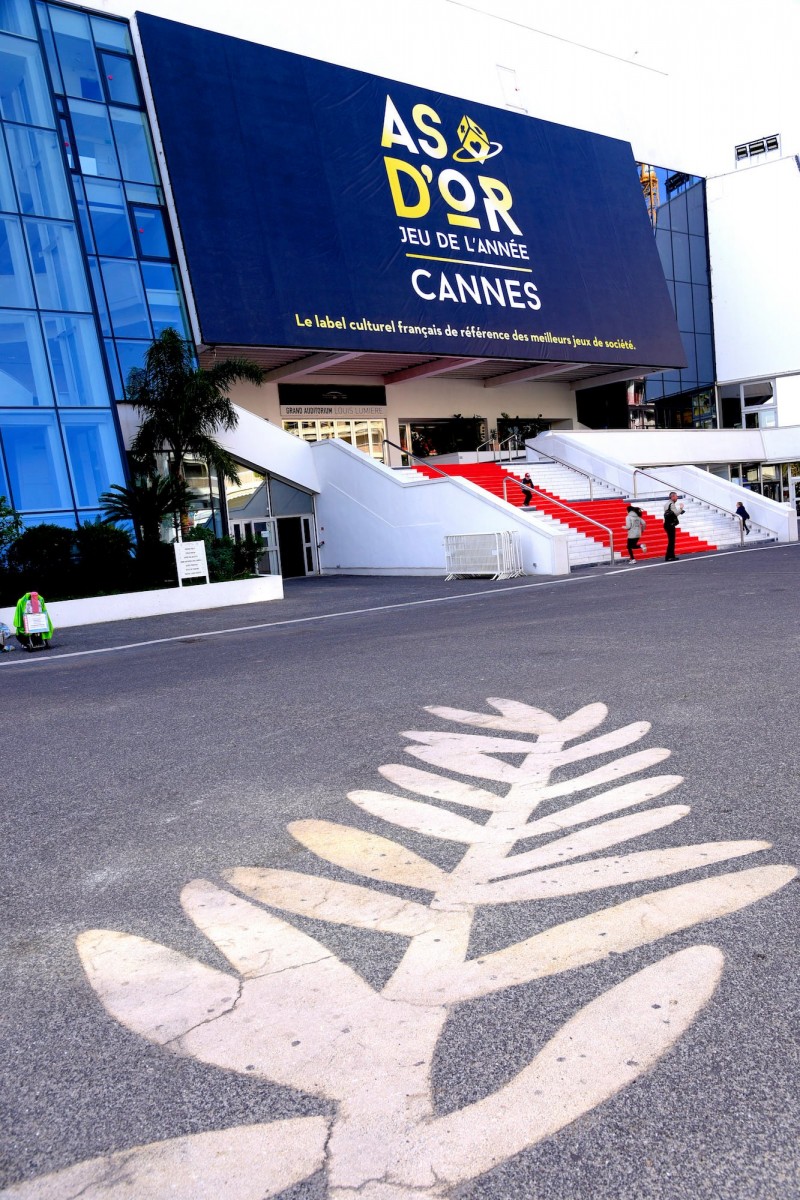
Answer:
[634, 495, 776, 549]
[504, 461, 623, 567]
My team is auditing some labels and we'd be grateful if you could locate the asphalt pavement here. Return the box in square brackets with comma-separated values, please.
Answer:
[1, 545, 798, 1199]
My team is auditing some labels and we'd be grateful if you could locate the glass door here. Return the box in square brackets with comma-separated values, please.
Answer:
[301, 515, 318, 575]
[231, 517, 280, 574]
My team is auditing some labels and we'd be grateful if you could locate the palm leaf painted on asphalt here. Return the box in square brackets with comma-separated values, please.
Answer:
[20, 698, 795, 1200]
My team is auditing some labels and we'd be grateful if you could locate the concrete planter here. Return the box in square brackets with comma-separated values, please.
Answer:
[0, 574, 283, 630]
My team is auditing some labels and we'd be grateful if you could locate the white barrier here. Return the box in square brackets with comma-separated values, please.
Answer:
[444, 531, 523, 580]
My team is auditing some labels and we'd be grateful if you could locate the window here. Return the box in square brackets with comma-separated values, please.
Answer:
[0, 129, 16, 210]
[0, 309, 53, 405]
[132, 204, 169, 257]
[90, 15, 132, 54]
[0, 0, 37, 39]
[99, 257, 150, 336]
[0, 33, 54, 126]
[141, 261, 187, 335]
[0, 214, 35, 306]
[48, 6, 102, 102]
[85, 176, 134, 255]
[99, 52, 139, 107]
[6, 123, 72, 217]
[114, 337, 147, 385]
[42, 312, 109, 405]
[61, 408, 123, 506]
[0, 408, 72, 509]
[67, 98, 119, 177]
[109, 106, 156, 183]
[23, 217, 90, 310]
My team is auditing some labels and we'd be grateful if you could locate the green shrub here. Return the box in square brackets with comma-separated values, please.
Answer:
[7, 524, 76, 600]
[74, 520, 135, 595]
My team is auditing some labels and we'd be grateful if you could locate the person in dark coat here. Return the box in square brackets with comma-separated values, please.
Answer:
[519, 472, 534, 507]
[663, 492, 684, 561]
[736, 500, 751, 534]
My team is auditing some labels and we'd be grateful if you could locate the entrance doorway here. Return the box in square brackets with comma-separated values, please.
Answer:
[277, 515, 318, 577]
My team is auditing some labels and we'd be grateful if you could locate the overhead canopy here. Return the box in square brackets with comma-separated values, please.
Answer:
[137, 14, 686, 387]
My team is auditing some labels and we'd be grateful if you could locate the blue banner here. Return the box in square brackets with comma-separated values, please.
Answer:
[138, 15, 685, 368]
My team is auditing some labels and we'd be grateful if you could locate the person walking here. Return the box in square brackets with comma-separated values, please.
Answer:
[625, 504, 646, 563]
[663, 491, 684, 561]
[519, 472, 534, 507]
[736, 500, 751, 535]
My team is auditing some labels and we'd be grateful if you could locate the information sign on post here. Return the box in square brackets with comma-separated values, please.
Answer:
[174, 540, 210, 587]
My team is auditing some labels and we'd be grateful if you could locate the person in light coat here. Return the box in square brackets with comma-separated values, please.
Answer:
[625, 505, 646, 563]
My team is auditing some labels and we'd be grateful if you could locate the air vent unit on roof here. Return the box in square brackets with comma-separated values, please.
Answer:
[735, 134, 780, 165]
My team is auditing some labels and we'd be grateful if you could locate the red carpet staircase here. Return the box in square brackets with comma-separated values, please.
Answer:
[412, 462, 717, 561]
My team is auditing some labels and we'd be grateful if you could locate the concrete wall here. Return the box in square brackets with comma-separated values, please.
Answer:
[707, 156, 800, 382]
[534, 427, 800, 468]
[312, 438, 570, 576]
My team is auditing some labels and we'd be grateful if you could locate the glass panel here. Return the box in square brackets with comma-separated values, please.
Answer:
[334, 418, 353, 444]
[0, 214, 35, 307]
[743, 380, 773, 405]
[696, 333, 713, 385]
[20, 509, 76, 526]
[90, 16, 132, 53]
[68, 98, 118, 177]
[0, 0, 36, 38]
[686, 181, 706, 236]
[109, 107, 157, 183]
[87, 254, 110, 333]
[36, 3, 63, 94]
[0, 309, 53, 404]
[103, 336, 121, 398]
[23, 217, 90, 310]
[125, 181, 161, 204]
[6, 123, 71, 217]
[689, 234, 708, 284]
[85, 176, 133, 255]
[0, 408, 72, 508]
[99, 257, 150, 336]
[49, 6, 102, 101]
[61, 408, 123, 506]
[691, 283, 711, 334]
[654, 226, 672, 276]
[71, 174, 93, 249]
[671, 232, 691, 283]
[674, 280, 693, 331]
[132, 204, 169, 257]
[0, 32, 54, 126]
[0, 129, 17, 211]
[58, 116, 73, 168]
[759, 409, 777, 428]
[141, 260, 187, 335]
[42, 312, 109, 405]
[115, 337, 147, 385]
[668, 190, 688, 234]
[99, 52, 138, 106]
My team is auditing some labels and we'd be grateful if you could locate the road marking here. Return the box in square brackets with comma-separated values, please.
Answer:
[12, 697, 794, 1198]
[1, 541, 795, 667]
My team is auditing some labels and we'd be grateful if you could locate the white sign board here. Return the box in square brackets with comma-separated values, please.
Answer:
[174, 540, 210, 586]
[23, 612, 50, 634]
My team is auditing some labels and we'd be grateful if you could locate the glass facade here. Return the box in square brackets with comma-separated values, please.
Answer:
[638, 164, 716, 428]
[0, 0, 191, 527]
[0, 0, 125, 525]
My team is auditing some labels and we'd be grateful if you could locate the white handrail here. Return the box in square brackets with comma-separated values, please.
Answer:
[503, 478, 615, 566]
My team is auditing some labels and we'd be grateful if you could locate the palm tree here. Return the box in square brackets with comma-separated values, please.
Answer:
[126, 329, 265, 527]
[99, 471, 197, 547]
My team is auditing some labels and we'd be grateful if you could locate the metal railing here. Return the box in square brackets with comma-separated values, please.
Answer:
[474, 433, 526, 463]
[526, 443, 629, 502]
[502, 477, 615, 566]
[631, 467, 780, 546]
[382, 438, 453, 479]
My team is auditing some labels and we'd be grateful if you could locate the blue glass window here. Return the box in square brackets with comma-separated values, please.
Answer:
[689, 234, 708, 284]
[58, 116, 74, 168]
[6, 123, 71, 218]
[85, 176, 133, 256]
[686, 183, 705, 237]
[61, 408, 123, 505]
[125, 182, 162, 205]
[20, 510, 77, 527]
[654, 227, 672, 277]
[49, 6, 102, 102]
[674, 281, 693, 332]
[87, 254, 110, 334]
[668, 191, 688, 235]
[103, 336, 122, 398]
[0, 438, 8, 499]
[71, 174, 94, 249]
[0, 0, 37, 38]
[68, 98, 119, 177]
[0, 309, 53, 405]
[109, 107, 156, 183]
[36, 4, 63, 94]
[0, 32, 54, 127]
[696, 333, 714, 385]
[0, 409, 72, 509]
[115, 338, 147, 387]
[692, 284, 711, 335]
[43, 312, 109, 406]
[671, 232, 691, 284]
[132, 204, 169, 257]
[0, 214, 35, 307]
[90, 16, 132, 54]
[23, 218, 91, 310]
[99, 257, 150, 337]
[141, 261, 188, 336]
[100, 52, 138, 107]
[0, 128, 17, 210]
